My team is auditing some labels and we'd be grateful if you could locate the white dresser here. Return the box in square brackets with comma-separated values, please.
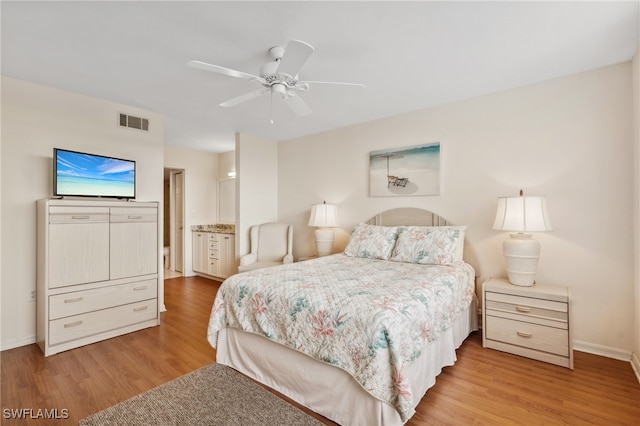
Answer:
[482, 277, 573, 369]
[37, 199, 160, 356]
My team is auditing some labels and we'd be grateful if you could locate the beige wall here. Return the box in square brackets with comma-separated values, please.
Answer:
[1, 76, 164, 350]
[236, 133, 278, 257]
[218, 150, 236, 180]
[279, 63, 635, 358]
[163, 144, 219, 277]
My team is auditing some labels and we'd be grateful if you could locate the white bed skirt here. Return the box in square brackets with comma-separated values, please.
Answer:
[216, 298, 478, 426]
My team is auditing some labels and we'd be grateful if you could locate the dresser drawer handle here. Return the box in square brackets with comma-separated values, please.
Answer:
[128, 215, 143, 220]
[133, 285, 148, 291]
[133, 306, 148, 312]
[71, 215, 90, 220]
[64, 320, 83, 328]
[516, 331, 533, 338]
[516, 306, 531, 313]
[64, 296, 84, 304]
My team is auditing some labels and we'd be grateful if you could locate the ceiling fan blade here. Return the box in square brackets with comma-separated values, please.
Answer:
[283, 93, 312, 117]
[276, 40, 314, 77]
[219, 88, 269, 107]
[187, 60, 266, 84]
[302, 80, 365, 88]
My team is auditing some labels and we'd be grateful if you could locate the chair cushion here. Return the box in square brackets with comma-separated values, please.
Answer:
[257, 223, 290, 262]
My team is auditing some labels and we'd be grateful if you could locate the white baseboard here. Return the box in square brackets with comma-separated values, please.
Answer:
[631, 352, 640, 384]
[0, 335, 36, 352]
[573, 340, 632, 362]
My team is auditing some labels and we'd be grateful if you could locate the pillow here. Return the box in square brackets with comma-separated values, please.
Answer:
[344, 223, 399, 260]
[389, 225, 466, 265]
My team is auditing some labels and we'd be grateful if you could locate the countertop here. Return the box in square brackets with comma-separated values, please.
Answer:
[191, 224, 235, 234]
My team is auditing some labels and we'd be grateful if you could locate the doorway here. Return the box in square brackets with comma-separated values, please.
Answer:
[163, 168, 185, 279]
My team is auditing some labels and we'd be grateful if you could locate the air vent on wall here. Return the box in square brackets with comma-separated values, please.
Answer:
[119, 113, 149, 131]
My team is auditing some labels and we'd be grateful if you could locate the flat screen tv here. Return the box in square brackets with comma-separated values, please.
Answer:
[53, 148, 136, 199]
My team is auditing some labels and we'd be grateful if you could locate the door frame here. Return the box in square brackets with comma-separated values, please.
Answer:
[166, 167, 185, 274]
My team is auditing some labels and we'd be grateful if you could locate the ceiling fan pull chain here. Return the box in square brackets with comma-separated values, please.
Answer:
[270, 90, 275, 124]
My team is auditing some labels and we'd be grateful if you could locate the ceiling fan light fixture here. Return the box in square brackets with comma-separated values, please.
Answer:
[272, 83, 287, 96]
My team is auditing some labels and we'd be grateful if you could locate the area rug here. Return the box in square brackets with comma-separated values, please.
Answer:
[79, 363, 324, 426]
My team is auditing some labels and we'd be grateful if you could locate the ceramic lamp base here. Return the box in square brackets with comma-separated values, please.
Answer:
[315, 228, 334, 257]
[503, 233, 540, 286]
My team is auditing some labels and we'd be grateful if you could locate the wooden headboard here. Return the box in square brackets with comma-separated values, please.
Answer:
[365, 207, 449, 227]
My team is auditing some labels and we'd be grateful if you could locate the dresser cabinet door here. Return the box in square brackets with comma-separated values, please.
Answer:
[110, 208, 158, 279]
[192, 232, 207, 274]
[218, 234, 236, 278]
[49, 210, 110, 288]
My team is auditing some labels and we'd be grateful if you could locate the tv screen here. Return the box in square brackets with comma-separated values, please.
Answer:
[53, 148, 136, 199]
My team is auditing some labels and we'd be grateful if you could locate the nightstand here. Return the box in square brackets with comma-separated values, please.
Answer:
[482, 277, 573, 369]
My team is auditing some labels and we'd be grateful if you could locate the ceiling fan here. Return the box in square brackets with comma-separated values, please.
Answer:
[187, 39, 364, 122]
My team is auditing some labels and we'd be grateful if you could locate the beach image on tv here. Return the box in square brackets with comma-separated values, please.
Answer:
[56, 150, 135, 197]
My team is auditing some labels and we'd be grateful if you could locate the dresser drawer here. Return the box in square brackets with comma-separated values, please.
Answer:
[49, 213, 110, 224]
[49, 206, 110, 215]
[485, 315, 569, 357]
[49, 299, 157, 346]
[49, 206, 110, 225]
[110, 207, 157, 223]
[49, 279, 157, 320]
[208, 234, 220, 249]
[208, 258, 219, 272]
[209, 249, 219, 259]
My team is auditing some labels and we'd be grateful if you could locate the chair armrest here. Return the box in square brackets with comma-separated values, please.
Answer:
[283, 254, 293, 264]
[240, 253, 257, 266]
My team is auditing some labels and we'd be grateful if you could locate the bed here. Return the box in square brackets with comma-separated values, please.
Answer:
[207, 208, 478, 425]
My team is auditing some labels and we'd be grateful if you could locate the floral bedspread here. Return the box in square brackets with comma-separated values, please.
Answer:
[207, 254, 475, 422]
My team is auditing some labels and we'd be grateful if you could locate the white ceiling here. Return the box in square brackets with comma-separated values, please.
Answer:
[2, 1, 638, 153]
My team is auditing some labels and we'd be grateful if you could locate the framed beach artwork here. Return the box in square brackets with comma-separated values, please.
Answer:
[369, 142, 440, 197]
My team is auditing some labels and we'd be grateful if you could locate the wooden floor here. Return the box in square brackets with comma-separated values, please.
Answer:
[2, 276, 639, 425]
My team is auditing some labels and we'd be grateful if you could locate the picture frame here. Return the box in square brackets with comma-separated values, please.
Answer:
[369, 142, 440, 197]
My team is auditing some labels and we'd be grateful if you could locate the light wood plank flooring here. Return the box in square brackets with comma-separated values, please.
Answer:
[1, 276, 638, 425]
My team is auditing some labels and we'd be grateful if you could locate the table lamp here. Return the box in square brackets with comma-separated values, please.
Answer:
[308, 202, 337, 256]
[493, 190, 552, 286]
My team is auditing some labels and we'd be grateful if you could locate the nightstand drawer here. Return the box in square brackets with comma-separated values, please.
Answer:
[486, 292, 567, 313]
[485, 315, 569, 357]
[485, 298, 567, 323]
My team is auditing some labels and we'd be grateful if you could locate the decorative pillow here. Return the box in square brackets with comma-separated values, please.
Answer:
[389, 225, 466, 265]
[344, 223, 399, 260]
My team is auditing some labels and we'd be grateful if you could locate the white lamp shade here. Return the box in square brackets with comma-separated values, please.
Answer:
[493, 195, 552, 232]
[308, 203, 337, 227]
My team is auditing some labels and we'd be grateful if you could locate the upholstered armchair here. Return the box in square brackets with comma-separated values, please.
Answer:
[238, 222, 293, 272]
